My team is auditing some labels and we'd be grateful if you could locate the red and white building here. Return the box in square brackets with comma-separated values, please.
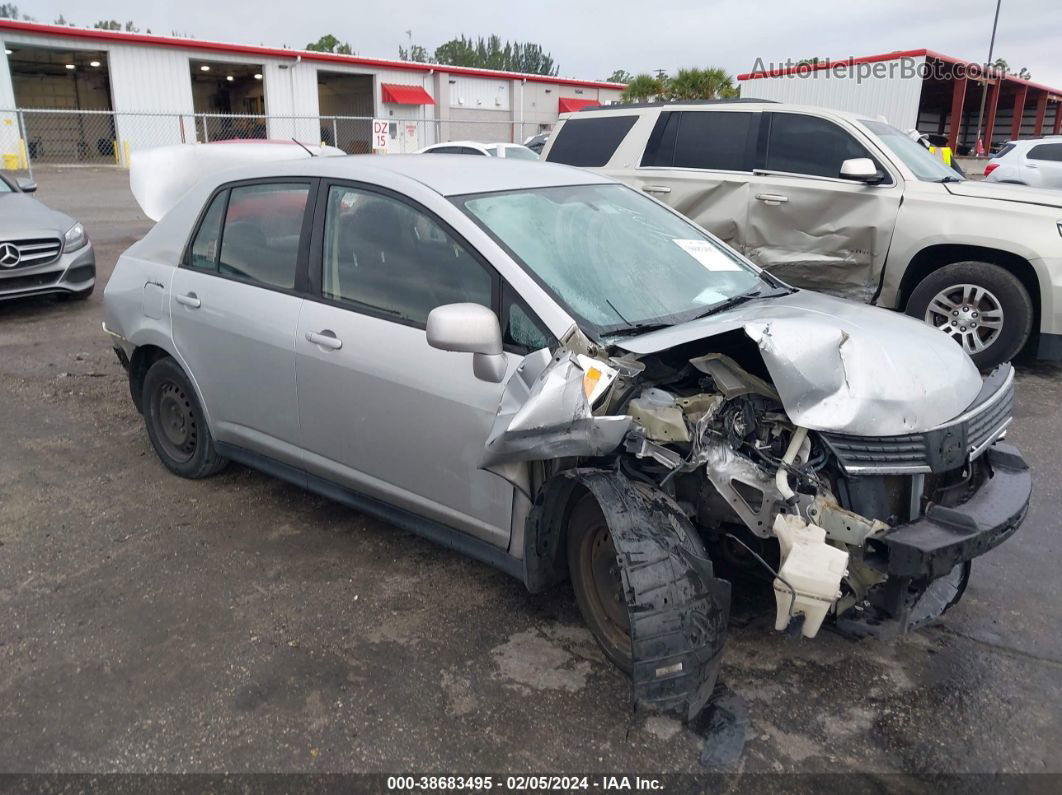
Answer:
[0, 18, 623, 161]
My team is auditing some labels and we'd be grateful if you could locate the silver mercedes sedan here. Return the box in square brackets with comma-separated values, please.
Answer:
[103, 153, 1029, 720]
[0, 172, 95, 301]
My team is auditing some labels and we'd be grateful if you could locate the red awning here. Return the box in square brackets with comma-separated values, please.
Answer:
[558, 97, 600, 113]
[381, 83, 435, 105]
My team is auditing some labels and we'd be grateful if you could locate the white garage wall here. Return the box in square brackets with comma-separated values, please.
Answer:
[373, 67, 437, 151]
[0, 25, 624, 162]
[450, 76, 510, 111]
[739, 56, 926, 131]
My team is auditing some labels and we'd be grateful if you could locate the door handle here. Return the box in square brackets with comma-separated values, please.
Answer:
[305, 329, 343, 350]
[642, 185, 672, 194]
[175, 292, 201, 308]
[755, 193, 789, 204]
[1025, 163, 1038, 168]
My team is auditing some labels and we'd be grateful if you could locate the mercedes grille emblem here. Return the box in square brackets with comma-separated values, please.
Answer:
[0, 242, 21, 268]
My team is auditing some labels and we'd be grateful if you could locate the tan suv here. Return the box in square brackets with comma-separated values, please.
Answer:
[542, 100, 1062, 369]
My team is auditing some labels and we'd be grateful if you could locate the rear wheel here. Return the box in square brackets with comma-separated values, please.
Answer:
[142, 357, 227, 479]
[906, 261, 1032, 369]
[567, 494, 632, 673]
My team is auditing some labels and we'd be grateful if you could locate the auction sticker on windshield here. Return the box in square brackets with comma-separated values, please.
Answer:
[673, 239, 744, 271]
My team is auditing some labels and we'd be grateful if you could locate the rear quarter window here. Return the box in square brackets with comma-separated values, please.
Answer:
[545, 115, 638, 167]
[642, 110, 756, 170]
[1027, 143, 1062, 162]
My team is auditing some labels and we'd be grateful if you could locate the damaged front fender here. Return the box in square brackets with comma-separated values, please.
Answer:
[534, 469, 731, 722]
[480, 348, 631, 468]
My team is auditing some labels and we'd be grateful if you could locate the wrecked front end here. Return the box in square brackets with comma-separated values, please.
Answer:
[492, 312, 1030, 722]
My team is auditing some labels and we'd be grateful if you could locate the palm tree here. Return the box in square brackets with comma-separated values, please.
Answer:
[665, 67, 739, 101]
[621, 73, 664, 103]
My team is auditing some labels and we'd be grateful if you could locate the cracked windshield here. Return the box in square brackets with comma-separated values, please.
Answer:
[459, 184, 764, 333]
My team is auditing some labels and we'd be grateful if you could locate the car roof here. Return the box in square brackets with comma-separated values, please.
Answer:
[1005, 137, 1062, 147]
[426, 140, 489, 149]
[571, 100, 877, 125]
[209, 152, 612, 196]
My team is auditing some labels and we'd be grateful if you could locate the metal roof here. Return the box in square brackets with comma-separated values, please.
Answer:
[0, 19, 626, 91]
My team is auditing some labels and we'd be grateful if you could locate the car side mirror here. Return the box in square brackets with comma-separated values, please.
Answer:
[839, 158, 883, 184]
[426, 303, 507, 383]
[16, 177, 37, 193]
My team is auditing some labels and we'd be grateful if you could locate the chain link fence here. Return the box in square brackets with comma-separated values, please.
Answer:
[0, 108, 551, 176]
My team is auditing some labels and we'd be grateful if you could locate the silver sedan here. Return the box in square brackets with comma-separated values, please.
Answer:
[0, 172, 95, 301]
[103, 153, 1029, 721]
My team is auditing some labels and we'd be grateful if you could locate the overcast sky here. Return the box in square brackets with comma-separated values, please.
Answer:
[13, 0, 1062, 88]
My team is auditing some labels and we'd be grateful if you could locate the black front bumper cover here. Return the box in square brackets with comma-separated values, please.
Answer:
[866, 442, 1030, 580]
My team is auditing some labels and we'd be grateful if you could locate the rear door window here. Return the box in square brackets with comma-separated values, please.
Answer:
[1027, 143, 1062, 162]
[545, 115, 638, 167]
[642, 111, 755, 170]
[765, 112, 877, 179]
[217, 183, 310, 290]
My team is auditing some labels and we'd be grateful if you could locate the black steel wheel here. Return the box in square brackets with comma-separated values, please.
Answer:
[142, 356, 227, 479]
[567, 493, 633, 673]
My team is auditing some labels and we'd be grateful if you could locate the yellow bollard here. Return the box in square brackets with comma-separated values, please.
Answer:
[122, 140, 130, 169]
[17, 138, 27, 169]
[112, 140, 119, 165]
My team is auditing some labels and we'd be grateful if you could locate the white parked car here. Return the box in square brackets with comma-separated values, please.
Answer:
[985, 137, 1062, 189]
[419, 141, 539, 160]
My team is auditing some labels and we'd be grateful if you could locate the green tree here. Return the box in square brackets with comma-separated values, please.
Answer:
[0, 3, 34, 20]
[991, 57, 1031, 81]
[398, 43, 432, 63]
[664, 67, 738, 100]
[94, 20, 141, 32]
[621, 73, 665, 103]
[410, 35, 558, 76]
[306, 34, 353, 55]
[606, 69, 633, 84]
[432, 35, 478, 67]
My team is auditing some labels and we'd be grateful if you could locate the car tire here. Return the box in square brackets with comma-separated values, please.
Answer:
[142, 356, 227, 479]
[567, 493, 633, 674]
[906, 261, 1033, 369]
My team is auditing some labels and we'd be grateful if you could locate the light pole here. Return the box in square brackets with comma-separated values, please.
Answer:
[974, 0, 1003, 156]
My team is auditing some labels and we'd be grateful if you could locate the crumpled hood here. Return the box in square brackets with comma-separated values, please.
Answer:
[613, 290, 983, 436]
[0, 193, 74, 233]
[944, 179, 1062, 210]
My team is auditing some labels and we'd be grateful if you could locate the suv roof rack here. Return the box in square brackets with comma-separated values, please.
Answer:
[578, 98, 778, 111]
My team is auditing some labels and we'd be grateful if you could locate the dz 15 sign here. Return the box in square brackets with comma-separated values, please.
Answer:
[372, 119, 390, 152]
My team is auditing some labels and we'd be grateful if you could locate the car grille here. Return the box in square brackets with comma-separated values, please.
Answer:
[820, 365, 1014, 475]
[0, 237, 63, 268]
[0, 271, 62, 292]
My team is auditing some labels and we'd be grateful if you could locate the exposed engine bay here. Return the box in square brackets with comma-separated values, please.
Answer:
[485, 325, 1027, 719]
